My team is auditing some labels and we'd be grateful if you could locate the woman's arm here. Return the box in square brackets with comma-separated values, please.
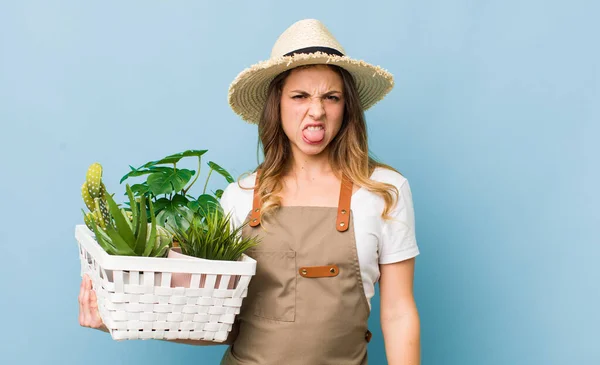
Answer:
[379, 257, 420, 365]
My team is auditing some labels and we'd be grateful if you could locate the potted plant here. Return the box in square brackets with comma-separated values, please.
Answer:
[75, 158, 257, 342]
[166, 208, 260, 288]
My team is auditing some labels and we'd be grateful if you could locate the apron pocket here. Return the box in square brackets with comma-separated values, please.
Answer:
[248, 250, 296, 322]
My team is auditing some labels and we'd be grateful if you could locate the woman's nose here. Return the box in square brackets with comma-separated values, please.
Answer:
[307, 97, 325, 120]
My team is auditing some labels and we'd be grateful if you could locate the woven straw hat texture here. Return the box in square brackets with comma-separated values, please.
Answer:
[228, 19, 395, 124]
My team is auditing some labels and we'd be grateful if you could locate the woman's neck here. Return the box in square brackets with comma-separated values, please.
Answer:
[284, 151, 335, 181]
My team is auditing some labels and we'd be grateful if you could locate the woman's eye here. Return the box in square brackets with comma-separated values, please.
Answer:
[327, 95, 340, 101]
[292, 95, 306, 99]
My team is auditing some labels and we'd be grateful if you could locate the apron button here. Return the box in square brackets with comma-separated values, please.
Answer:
[329, 267, 336, 274]
[301, 269, 307, 275]
[339, 222, 345, 227]
[341, 209, 347, 214]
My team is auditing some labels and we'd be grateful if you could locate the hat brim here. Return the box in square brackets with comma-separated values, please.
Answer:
[228, 51, 394, 124]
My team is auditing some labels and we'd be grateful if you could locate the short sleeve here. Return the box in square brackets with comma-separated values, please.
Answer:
[379, 178, 420, 264]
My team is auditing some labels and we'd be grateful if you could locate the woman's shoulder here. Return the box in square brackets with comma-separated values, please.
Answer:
[219, 172, 257, 225]
[369, 166, 408, 188]
[221, 172, 257, 206]
[352, 166, 410, 213]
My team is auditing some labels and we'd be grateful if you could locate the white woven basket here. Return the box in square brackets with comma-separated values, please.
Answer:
[74, 224, 256, 342]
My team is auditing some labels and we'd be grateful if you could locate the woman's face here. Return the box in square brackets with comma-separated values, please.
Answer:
[280, 65, 345, 158]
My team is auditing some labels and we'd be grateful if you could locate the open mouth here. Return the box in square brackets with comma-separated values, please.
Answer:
[302, 124, 325, 144]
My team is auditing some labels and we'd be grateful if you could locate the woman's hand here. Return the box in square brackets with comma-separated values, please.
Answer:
[78, 274, 108, 332]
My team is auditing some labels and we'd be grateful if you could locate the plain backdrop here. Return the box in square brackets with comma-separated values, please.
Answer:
[1, 1, 598, 364]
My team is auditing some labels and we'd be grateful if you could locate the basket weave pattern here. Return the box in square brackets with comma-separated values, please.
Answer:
[75, 225, 256, 341]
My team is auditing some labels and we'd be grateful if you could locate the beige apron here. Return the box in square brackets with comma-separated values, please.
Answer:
[221, 172, 372, 365]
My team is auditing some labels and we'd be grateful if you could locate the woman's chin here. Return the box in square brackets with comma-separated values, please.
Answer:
[297, 143, 329, 156]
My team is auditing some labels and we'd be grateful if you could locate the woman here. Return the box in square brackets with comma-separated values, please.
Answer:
[79, 19, 420, 365]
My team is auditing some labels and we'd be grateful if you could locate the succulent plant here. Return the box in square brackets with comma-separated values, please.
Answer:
[90, 184, 171, 257]
[168, 207, 260, 261]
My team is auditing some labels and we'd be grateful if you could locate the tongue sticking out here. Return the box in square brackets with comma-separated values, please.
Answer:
[302, 128, 325, 143]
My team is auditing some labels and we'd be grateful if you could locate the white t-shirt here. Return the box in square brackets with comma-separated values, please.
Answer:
[219, 167, 420, 309]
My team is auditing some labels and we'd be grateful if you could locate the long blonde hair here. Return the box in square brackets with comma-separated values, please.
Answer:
[238, 64, 402, 221]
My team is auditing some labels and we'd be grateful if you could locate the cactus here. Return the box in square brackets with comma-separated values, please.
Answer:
[81, 163, 110, 231]
[98, 198, 110, 228]
[86, 163, 103, 198]
[82, 182, 95, 211]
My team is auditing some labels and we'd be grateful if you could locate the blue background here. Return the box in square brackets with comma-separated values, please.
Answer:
[1, 1, 598, 364]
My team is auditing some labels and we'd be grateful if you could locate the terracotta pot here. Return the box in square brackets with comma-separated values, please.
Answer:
[167, 247, 237, 289]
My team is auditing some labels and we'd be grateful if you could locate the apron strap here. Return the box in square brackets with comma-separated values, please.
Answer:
[249, 169, 262, 227]
[248, 169, 354, 231]
[336, 174, 353, 232]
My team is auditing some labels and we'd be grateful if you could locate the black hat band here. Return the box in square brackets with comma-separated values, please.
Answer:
[283, 46, 344, 57]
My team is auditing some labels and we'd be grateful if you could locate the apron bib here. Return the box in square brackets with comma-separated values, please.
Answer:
[221, 172, 372, 365]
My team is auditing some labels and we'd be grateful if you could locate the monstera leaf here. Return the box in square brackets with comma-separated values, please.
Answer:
[117, 150, 234, 234]
[129, 183, 149, 196]
[188, 194, 223, 217]
[142, 150, 208, 168]
[147, 169, 194, 196]
[120, 166, 173, 184]
[156, 194, 194, 231]
[207, 161, 234, 183]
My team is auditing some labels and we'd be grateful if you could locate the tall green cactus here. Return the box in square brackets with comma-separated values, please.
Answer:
[81, 163, 110, 230]
[86, 163, 103, 198]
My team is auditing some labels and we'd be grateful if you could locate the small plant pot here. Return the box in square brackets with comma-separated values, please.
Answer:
[167, 247, 237, 289]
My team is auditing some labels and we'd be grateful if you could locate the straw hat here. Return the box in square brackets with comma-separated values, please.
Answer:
[228, 19, 395, 124]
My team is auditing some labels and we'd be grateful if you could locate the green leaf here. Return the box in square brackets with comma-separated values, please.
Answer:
[104, 191, 135, 248]
[214, 189, 224, 199]
[105, 224, 137, 256]
[166, 193, 189, 207]
[120, 166, 173, 184]
[207, 161, 234, 183]
[143, 200, 157, 256]
[153, 197, 171, 213]
[142, 150, 208, 168]
[126, 185, 138, 236]
[156, 198, 194, 232]
[129, 183, 149, 196]
[120, 165, 141, 184]
[90, 220, 117, 255]
[188, 194, 222, 217]
[147, 169, 194, 196]
[134, 194, 148, 254]
[120, 208, 133, 231]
